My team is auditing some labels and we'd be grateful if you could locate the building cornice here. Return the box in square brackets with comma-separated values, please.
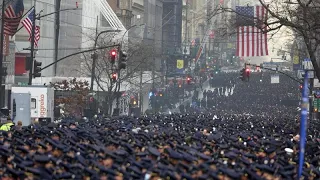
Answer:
[132, 2, 144, 11]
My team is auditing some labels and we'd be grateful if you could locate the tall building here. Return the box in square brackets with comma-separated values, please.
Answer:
[107, 0, 133, 29]
[143, 0, 163, 71]
[162, 0, 182, 73]
[181, 0, 207, 44]
[162, 0, 182, 55]
[56, 0, 83, 77]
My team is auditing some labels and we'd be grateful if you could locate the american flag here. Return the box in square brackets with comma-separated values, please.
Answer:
[236, 6, 269, 57]
[3, 0, 24, 36]
[191, 39, 196, 46]
[195, 45, 203, 62]
[22, 8, 40, 47]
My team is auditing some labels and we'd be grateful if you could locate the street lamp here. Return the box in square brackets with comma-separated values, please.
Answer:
[115, 24, 145, 110]
[120, 23, 146, 47]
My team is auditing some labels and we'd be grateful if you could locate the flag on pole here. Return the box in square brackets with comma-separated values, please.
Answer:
[22, 8, 40, 47]
[191, 39, 196, 46]
[195, 46, 203, 62]
[3, 0, 24, 36]
[32, 26, 40, 47]
[236, 6, 269, 57]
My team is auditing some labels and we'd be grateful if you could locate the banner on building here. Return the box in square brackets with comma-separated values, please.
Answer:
[176, 59, 184, 74]
[292, 42, 300, 70]
[3, 34, 9, 56]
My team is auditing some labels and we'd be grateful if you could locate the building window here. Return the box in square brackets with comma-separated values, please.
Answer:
[117, 0, 120, 8]
[31, 98, 36, 109]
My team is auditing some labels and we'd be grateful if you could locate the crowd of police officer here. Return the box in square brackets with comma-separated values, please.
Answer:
[0, 71, 318, 180]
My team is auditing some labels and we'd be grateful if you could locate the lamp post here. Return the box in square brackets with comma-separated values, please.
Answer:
[115, 24, 145, 111]
[120, 24, 145, 46]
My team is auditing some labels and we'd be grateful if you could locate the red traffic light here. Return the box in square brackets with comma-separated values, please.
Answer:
[111, 50, 117, 56]
[246, 68, 250, 72]
[187, 77, 191, 81]
[112, 73, 117, 78]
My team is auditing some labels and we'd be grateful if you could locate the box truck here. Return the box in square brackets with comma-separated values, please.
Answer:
[11, 86, 54, 123]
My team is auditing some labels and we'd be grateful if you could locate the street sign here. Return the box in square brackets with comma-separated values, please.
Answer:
[314, 79, 320, 88]
[18, 82, 28, 86]
[302, 58, 313, 70]
[176, 59, 184, 74]
[297, 70, 314, 79]
[182, 45, 190, 55]
[271, 74, 279, 84]
[313, 98, 320, 111]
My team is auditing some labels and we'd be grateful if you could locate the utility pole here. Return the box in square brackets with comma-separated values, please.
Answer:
[151, 55, 157, 113]
[90, 16, 99, 92]
[54, 0, 61, 76]
[139, 69, 143, 113]
[0, 0, 6, 107]
[310, 77, 314, 120]
[28, 0, 37, 85]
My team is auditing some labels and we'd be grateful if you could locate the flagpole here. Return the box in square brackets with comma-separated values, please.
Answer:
[28, 0, 36, 85]
[0, 0, 6, 107]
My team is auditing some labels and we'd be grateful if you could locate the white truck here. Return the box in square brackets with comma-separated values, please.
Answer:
[11, 86, 54, 122]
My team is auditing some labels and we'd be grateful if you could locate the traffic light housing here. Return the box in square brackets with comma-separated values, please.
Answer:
[130, 96, 137, 106]
[246, 68, 250, 77]
[110, 49, 117, 64]
[299, 84, 303, 92]
[240, 68, 245, 81]
[111, 72, 117, 82]
[33, 60, 42, 78]
[186, 77, 191, 84]
[119, 50, 127, 70]
[1, 67, 7, 77]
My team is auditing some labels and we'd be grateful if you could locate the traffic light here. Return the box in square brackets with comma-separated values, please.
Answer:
[245, 68, 250, 80]
[33, 60, 42, 78]
[1, 67, 7, 77]
[130, 96, 137, 106]
[110, 49, 117, 64]
[299, 84, 303, 92]
[187, 77, 191, 84]
[118, 50, 127, 70]
[239, 68, 245, 81]
[111, 72, 117, 82]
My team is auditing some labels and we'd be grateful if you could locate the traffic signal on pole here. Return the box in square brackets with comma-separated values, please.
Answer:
[245, 68, 250, 80]
[112, 72, 117, 82]
[118, 50, 127, 70]
[1, 67, 7, 77]
[33, 60, 42, 78]
[110, 49, 117, 64]
[240, 68, 245, 81]
[91, 52, 98, 61]
[187, 77, 191, 84]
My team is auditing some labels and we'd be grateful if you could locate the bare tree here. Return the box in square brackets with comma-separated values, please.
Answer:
[77, 32, 156, 115]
